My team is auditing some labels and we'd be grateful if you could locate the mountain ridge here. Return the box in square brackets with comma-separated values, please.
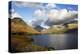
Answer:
[11, 17, 40, 34]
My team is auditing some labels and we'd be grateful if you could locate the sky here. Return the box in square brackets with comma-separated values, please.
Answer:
[9, 1, 78, 28]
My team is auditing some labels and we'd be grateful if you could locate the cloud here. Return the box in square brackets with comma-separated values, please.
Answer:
[31, 3, 57, 27]
[32, 9, 47, 27]
[48, 9, 77, 21]
[47, 9, 60, 22]
[45, 9, 78, 26]
[12, 1, 78, 27]
[33, 9, 46, 19]
[11, 9, 15, 13]
[30, 19, 43, 27]
[13, 1, 44, 9]
[13, 1, 57, 9]
[32, 7, 78, 26]
[45, 3, 56, 9]
[10, 9, 22, 19]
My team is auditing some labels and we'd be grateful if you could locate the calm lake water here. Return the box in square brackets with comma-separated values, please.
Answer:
[32, 33, 78, 50]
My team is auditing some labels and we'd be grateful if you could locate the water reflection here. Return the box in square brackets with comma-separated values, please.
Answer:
[32, 33, 78, 50]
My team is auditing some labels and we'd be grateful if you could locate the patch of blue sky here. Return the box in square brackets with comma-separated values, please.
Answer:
[11, 2, 78, 21]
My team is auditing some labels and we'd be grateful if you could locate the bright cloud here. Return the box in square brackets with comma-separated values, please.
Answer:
[47, 9, 78, 22]
[11, 9, 15, 13]
[47, 9, 60, 22]
[32, 8, 78, 26]
[46, 3, 56, 9]
[33, 9, 46, 19]
[12, 1, 78, 27]
[13, 1, 43, 9]
[11, 9, 22, 19]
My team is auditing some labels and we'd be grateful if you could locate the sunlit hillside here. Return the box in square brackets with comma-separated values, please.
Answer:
[41, 22, 78, 34]
[10, 17, 49, 52]
[42, 25, 67, 34]
[11, 17, 40, 34]
[67, 23, 78, 29]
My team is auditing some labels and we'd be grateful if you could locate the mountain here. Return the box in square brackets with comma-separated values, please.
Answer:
[42, 25, 67, 34]
[10, 17, 52, 52]
[42, 22, 78, 34]
[34, 25, 44, 32]
[11, 17, 40, 34]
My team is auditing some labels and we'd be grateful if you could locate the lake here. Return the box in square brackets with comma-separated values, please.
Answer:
[32, 33, 78, 50]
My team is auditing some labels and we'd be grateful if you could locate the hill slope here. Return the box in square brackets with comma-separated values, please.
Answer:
[42, 23, 78, 34]
[9, 17, 50, 52]
[11, 17, 39, 34]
